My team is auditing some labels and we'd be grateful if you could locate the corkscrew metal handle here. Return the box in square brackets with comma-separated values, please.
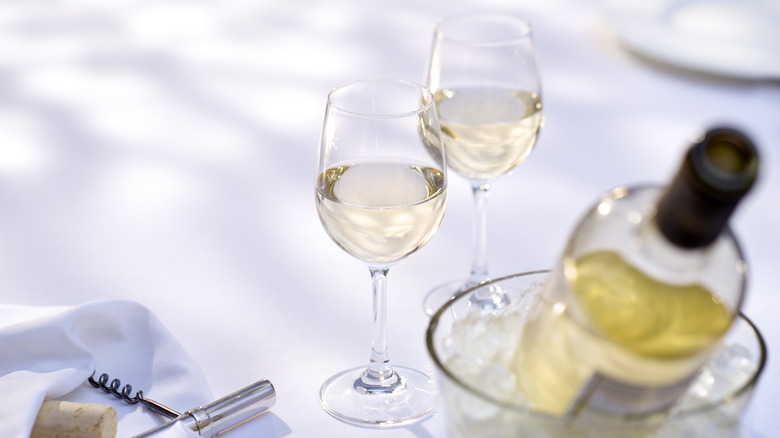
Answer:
[88, 371, 182, 419]
[131, 379, 277, 437]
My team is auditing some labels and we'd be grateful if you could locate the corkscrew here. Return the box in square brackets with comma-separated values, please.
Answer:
[88, 371, 181, 419]
[86, 370, 277, 437]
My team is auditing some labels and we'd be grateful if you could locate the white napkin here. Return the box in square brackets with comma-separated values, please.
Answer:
[0, 299, 214, 438]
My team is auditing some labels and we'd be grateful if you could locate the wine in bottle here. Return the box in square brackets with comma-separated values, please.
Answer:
[513, 127, 759, 418]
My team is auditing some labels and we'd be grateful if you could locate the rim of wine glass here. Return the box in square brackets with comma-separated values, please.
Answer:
[425, 270, 768, 424]
[326, 78, 435, 119]
[434, 13, 533, 47]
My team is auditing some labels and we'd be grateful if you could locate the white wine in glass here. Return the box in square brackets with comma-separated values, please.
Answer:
[317, 162, 446, 264]
[315, 79, 448, 427]
[423, 14, 544, 315]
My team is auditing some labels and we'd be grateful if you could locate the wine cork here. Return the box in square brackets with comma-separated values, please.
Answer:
[31, 400, 117, 438]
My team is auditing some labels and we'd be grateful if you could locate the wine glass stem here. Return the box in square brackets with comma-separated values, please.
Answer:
[356, 267, 404, 394]
[469, 183, 491, 286]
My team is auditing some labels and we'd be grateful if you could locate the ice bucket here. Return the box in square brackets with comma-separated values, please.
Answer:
[426, 271, 766, 437]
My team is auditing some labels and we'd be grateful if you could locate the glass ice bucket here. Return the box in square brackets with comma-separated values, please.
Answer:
[426, 271, 766, 438]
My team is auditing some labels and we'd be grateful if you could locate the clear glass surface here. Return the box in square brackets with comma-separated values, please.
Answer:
[422, 13, 544, 315]
[315, 78, 448, 427]
[426, 271, 767, 437]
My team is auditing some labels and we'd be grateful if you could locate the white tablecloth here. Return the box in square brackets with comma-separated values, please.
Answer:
[1, 0, 778, 436]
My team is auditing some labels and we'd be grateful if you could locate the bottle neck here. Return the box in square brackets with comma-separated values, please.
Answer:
[656, 127, 758, 249]
[655, 173, 737, 249]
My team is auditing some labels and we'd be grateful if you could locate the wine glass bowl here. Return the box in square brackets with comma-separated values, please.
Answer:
[433, 88, 542, 182]
[315, 78, 447, 427]
[423, 14, 544, 315]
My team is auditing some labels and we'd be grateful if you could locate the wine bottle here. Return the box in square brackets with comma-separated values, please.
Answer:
[513, 127, 759, 418]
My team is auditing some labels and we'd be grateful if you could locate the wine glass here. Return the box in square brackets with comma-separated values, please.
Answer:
[422, 13, 543, 315]
[315, 79, 448, 426]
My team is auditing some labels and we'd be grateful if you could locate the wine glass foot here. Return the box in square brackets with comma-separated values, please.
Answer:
[467, 283, 512, 312]
[319, 365, 436, 427]
[424, 278, 516, 316]
[423, 278, 473, 315]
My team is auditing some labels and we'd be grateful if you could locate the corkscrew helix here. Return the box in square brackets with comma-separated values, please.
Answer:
[88, 370, 181, 419]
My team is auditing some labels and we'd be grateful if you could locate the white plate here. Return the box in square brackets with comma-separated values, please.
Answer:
[600, 0, 780, 80]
